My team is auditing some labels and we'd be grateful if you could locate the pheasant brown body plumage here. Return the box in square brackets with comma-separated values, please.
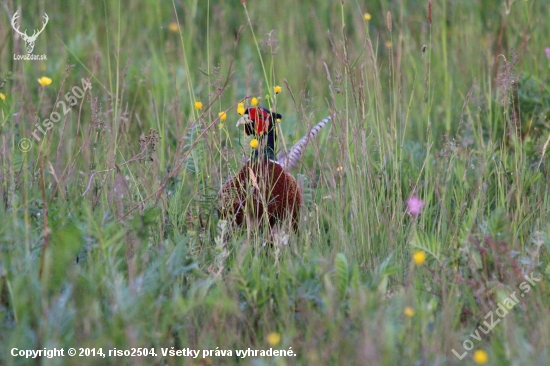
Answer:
[218, 107, 330, 229]
[218, 159, 302, 228]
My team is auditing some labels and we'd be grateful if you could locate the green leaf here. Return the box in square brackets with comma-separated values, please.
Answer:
[334, 252, 349, 298]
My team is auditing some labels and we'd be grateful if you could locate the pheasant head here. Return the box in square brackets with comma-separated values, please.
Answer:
[236, 107, 282, 160]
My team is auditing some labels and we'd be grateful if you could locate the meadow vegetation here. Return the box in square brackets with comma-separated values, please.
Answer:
[1, 0, 550, 365]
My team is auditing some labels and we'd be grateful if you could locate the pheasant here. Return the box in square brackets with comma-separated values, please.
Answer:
[218, 107, 331, 229]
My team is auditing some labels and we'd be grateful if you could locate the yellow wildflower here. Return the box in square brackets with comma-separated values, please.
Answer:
[251, 97, 258, 106]
[38, 76, 52, 87]
[195, 101, 203, 111]
[274, 85, 282, 94]
[276, 118, 281, 123]
[218, 111, 227, 121]
[404, 306, 415, 318]
[473, 350, 488, 365]
[266, 332, 281, 346]
[250, 139, 259, 149]
[412, 250, 426, 266]
[237, 102, 245, 115]
[363, 13, 372, 21]
[0, 93, 5, 101]
[168, 22, 179, 33]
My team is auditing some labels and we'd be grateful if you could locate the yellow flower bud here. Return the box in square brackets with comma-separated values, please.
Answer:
[218, 111, 227, 121]
[404, 306, 415, 318]
[38, 76, 52, 87]
[274, 85, 282, 94]
[473, 350, 488, 365]
[195, 101, 203, 110]
[250, 139, 259, 149]
[412, 250, 426, 266]
[266, 332, 280, 346]
[363, 13, 372, 21]
[251, 97, 258, 106]
[168, 22, 179, 32]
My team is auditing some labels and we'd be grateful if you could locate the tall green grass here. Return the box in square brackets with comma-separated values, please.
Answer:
[1, 0, 549, 365]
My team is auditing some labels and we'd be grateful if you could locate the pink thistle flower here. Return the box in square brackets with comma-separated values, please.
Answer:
[545, 48, 550, 59]
[406, 196, 425, 216]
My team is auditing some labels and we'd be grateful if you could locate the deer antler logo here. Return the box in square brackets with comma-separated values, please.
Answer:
[11, 11, 49, 54]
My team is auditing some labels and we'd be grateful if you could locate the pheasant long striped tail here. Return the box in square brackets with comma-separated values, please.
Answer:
[277, 116, 331, 170]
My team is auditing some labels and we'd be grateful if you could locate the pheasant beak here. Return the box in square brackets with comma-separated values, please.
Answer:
[237, 114, 256, 136]
[236, 115, 248, 128]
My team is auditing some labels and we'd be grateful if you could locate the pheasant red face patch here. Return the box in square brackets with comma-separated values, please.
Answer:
[249, 108, 270, 135]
